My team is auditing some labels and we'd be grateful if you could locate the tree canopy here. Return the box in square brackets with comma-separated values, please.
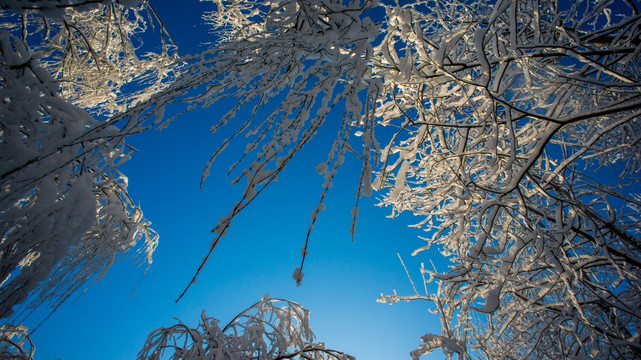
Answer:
[1, 0, 640, 358]
[0, 0, 174, 320]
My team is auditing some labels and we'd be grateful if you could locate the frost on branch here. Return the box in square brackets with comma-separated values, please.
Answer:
[374, 0, 641, 358]
[0, 32, 158, 321]
[152, 0, 381, 300]
[0, 324, 34, 360]
[0, 0, 181, 116]
[138, 297, 354, 360]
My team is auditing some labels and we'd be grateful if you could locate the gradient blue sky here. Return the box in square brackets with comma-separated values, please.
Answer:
[23, 2, 448, 359]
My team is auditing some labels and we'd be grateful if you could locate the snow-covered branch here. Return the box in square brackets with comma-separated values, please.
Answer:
[138, 297, 354, 360]
[0, 0, 174, 323]
[375, 0, 641, 358]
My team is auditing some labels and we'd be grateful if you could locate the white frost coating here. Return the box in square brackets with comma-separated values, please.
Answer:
[474, 27, 490, 85]
[361, 161, 373, 197]
[350, 207, 359, 235]
[292, 267, 305, 286]
[375, 0, 641, 358]
[410, 333, 465, 359]
[0, 0, 180, 116]
[0, 28, 158, 321]
[389, 160, 410, 202]
[316, 162, 328, 174]
[473, 285, 501, 314]
[138, 298, 355, 360]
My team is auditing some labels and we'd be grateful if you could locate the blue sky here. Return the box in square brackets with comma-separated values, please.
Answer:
[22, 2, 448, 359]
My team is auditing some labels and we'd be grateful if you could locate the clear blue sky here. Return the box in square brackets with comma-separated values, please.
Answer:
[23, 2, 447, 359]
